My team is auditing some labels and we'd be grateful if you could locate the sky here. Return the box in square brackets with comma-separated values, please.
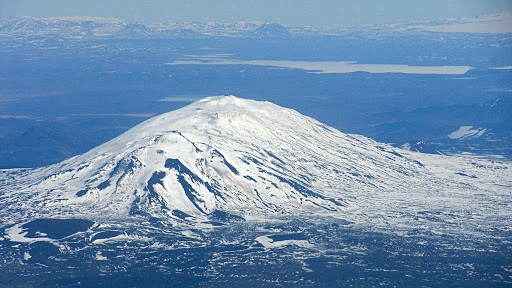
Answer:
[1, 0, 511, 26]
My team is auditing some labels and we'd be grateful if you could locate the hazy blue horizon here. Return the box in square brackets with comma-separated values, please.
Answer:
[1, 0, 511, 26]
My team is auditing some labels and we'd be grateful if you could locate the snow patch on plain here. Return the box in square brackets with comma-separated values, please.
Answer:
[95, 251, 108, 261]
[92, 233, 150, 244]
[255, 236, 313, 249]
[4, 224, 53, 244]
[449, 126, 487, 140]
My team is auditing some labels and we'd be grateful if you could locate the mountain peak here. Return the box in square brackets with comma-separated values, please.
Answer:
[197, 94, 255, 106]
[1, 96, 511, 264]
[1, 96, 427, 224]
[251, 23, 291, 37]
[3, 96, 509, 234]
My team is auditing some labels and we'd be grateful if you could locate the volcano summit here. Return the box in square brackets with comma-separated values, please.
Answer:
[0, 96, 422, 221]
[1, 96, 510, 287]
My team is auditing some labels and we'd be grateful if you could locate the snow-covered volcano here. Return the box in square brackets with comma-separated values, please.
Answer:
[1, 96, 510, 234]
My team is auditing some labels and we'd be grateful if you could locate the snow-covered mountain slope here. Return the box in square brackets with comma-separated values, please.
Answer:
[1, 96, 510, 236]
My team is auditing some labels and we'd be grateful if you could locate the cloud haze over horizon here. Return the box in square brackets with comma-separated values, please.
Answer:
[1, 0, 512, 26]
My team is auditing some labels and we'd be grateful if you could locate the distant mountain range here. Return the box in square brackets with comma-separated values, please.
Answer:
[0, 16, 292, 39]
[1, 13, 511, 40]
